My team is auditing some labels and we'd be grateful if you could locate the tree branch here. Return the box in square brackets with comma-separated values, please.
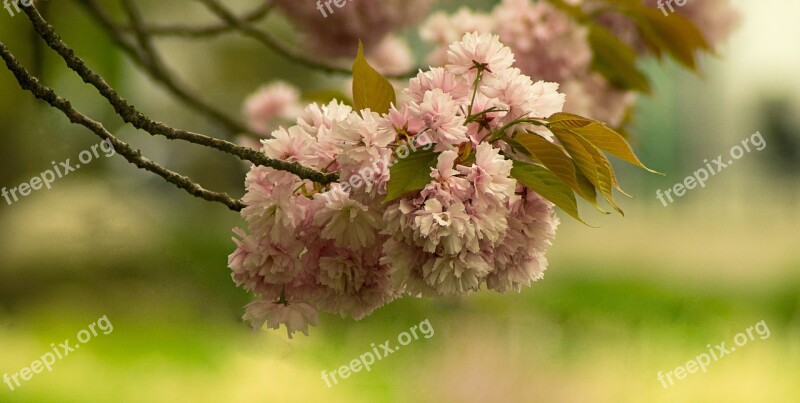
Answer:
[21, 4, 339, 185]
[0, 41, 246, 211]
[74, 0, 252, 137]
[196, 0, 353, 76]
[120, 1, 273, 38]
[197, 0, 421, 79]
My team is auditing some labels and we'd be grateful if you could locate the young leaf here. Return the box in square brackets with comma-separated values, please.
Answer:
[549, 126, 624, 215]
[626, 7, 712, 70]
[383, 148, 440, 203]
[513, 132, 603, 210]
[352, 41, 396, 114]
[510, 161, 588, 224]
[549, 114, 660, 173]
[546, 112, 595, 128]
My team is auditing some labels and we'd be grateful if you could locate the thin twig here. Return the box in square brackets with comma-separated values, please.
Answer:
[198, 0, 421, 80]
[74, 0, 252, 137]
[197, 0, 353, 75]
[21, 4, 338, 185]
[120, 2, 273, 37]
[0, 41, 246, 211]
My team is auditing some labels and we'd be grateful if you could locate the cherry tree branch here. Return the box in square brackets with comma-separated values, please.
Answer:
[20, 4, 338, 185]
[196, 0, 354, 76]
[0, 41, 246, 211]
[120, 1, 273, 37]
[74, 0, 252, 137]
[197, 0, 422, 80]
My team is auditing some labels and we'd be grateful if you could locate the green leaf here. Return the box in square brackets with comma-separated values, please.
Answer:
[627, 6, 712, 70]
[587, 24, 651, 93]
[545, 112, 595, 128]
[352, 41, 396, 114]
[513, 132, 603, 211]
[575, 168, 600, 211]
[383, 148, 440, 203]
[549, 113, 660, 173]
[510, 161, 588, 225]
[549, 125, 624, 215]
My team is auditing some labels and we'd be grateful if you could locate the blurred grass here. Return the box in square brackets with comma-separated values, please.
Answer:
[1, 181, 798, 402]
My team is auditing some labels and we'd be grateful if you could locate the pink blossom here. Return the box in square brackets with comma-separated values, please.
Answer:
[493, 0, 592, 83]
[446, 32, 515, 76]
[313, 191, 382, 250]
[420, 8, 495, 66]
[243, 300, 319, 338]
[406, 67, 471, 104]
[243, 82, 302, 135]
[367, 35, 415, 77]
[408, 89, 469, 152]
[230, 32, 572, 335]
[487, 190, 559, 293]
[261, 126, 319, 168]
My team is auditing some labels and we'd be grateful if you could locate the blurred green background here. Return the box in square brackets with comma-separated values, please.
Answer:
[1, 0, 798, 402]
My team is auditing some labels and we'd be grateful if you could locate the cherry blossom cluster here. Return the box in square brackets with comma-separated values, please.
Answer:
[420, 0, 634, 128]
[419, 0, 738, 129]
[229, 32, 562, 337]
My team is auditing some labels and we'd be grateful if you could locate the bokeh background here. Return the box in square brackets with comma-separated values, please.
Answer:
[1, 0, 798, 402]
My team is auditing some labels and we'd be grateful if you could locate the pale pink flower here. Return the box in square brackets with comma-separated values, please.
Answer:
[420, 8, 495, 66]
[408, 89, 469, 152]
[493, 0, 592, 83]
[313, 191, 382, 250]
[243, 82, 302, 135]
[261, 125, 319, 167]
[406, 67, 471, 104]
[312, 245, 398, 320]
[421, 252, 492, 296]
[487, 190, 559, 293]
[244, 300, 319, 338]
[446, 32, 515, 76]
[330, 109, 396, 177]
[380, 104, 426, 138]
[367, 35, 415, 77]
[459, 143, 516, 207]
[240, 167, 313, 241]
[380, 237, 434, 297]
[297, 100, 353, 166]
[297, 100, 353, 139]
[528, 80, 568, 119]
[229, 228, 304, 290]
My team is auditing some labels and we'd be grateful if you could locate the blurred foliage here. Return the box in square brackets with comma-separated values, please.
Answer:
[1, 0, 799, 402]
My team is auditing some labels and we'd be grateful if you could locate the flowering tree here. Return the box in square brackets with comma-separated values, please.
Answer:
[0, 0, 736, 338]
